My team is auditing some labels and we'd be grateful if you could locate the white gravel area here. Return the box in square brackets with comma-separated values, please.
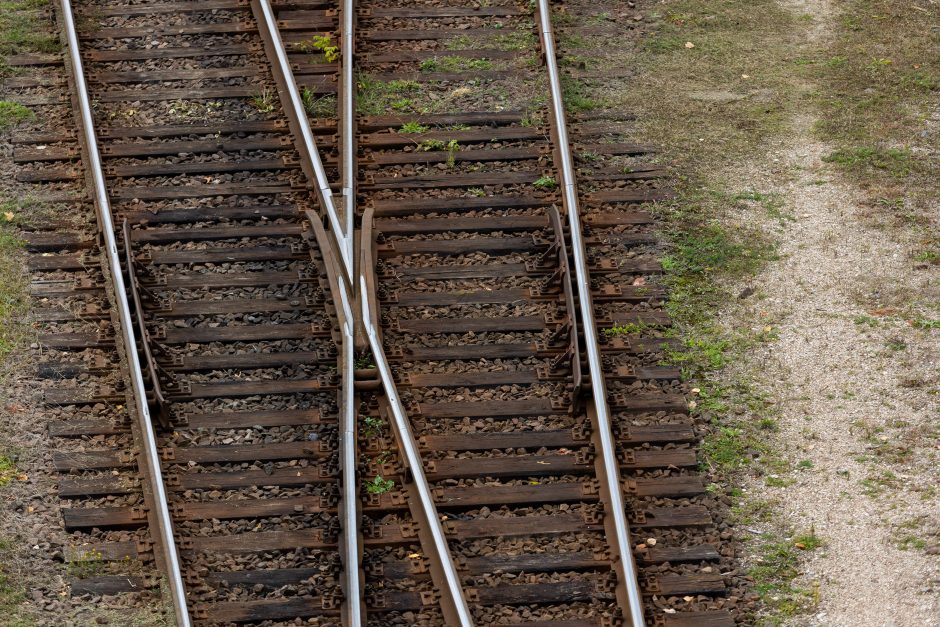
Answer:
[730, 123, 939, 625]
[704, 0, 940, 627]
[719, 1, 940, 623]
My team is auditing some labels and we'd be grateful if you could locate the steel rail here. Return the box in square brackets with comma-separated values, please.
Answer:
[254, 0, 354, 283]
[339, 0, 357, 278]
[535, 1, 646, 625]
[318, 227, 363, 627]
[58, 0, 191, 624]
[251, 1, 364, 622]
[358, 277, 475, 627]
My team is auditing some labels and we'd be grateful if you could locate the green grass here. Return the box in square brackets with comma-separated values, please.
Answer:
[354, 352, 375, 370]
[417, 139, 445, 151]
[0, 224, 26, 359]
[750, 531, 823, 622]
[399, 121, 430, 134]
[0, 455, 17, 487]
[656, 192, 772, 335]
[489, 31, 535, 52]
[702, 427, 750, 471]
[0, 545, 27, 626]
[560, 75, 600, 113]
[66, 548, 105, 579]
[912, 318, 940, 330]
[812, 1, 939, 254]
[357, 76, 422, 115]
[301, 89, 335, 119]
[0, 0, 59, 75]
[616, 0, 801, 172]
[533, 175, 557, 191]
[360, 416, 385, 438]
[419, 56, 494, 73]
[603, 323, 652, 336]
[0, 102, 32, 130]
[250, 87, 275, 113]
[822, 146, 913, 177]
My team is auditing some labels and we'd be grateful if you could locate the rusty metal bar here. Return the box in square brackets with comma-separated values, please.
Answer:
[535, 0, 646, 625]
[58, 0, 191, 623]
[120, 220, 172, 431]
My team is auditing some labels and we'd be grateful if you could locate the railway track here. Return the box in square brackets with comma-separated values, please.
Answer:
[7, 0, 738, 624]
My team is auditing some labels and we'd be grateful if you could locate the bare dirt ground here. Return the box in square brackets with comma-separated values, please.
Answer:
[723, 0, 940, 624]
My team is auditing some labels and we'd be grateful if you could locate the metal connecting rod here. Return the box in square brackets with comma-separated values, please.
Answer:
[536, 1, 646, 625]
[254, 0, 354, 284]
[359, 277, 475, 627]
[58, 0, 191, 624]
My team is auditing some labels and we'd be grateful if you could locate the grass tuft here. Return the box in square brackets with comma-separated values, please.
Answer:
[822, 146, 913, 177]
[0, 0, 60, 75]
[0, 102, 32, 130]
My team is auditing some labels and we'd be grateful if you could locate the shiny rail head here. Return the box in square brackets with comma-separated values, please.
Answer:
[534, 0, 647, 625]
[57, 0, 192, 624]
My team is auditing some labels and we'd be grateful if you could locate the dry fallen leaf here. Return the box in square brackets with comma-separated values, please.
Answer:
[3, 212, 14, 222]
[741, 74, 750, 79]
[632, 277, 646, 286]
[685, 41, 695, 48]
[407, 552, 422, 559]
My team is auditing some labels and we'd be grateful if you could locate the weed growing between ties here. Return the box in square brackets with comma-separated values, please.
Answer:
[357, 75, 422, 115]
[301, 89, 335, 119]
[251, 87, 276, 113]
[420, 56, 494, 73]
[295, 34, 338, 62]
